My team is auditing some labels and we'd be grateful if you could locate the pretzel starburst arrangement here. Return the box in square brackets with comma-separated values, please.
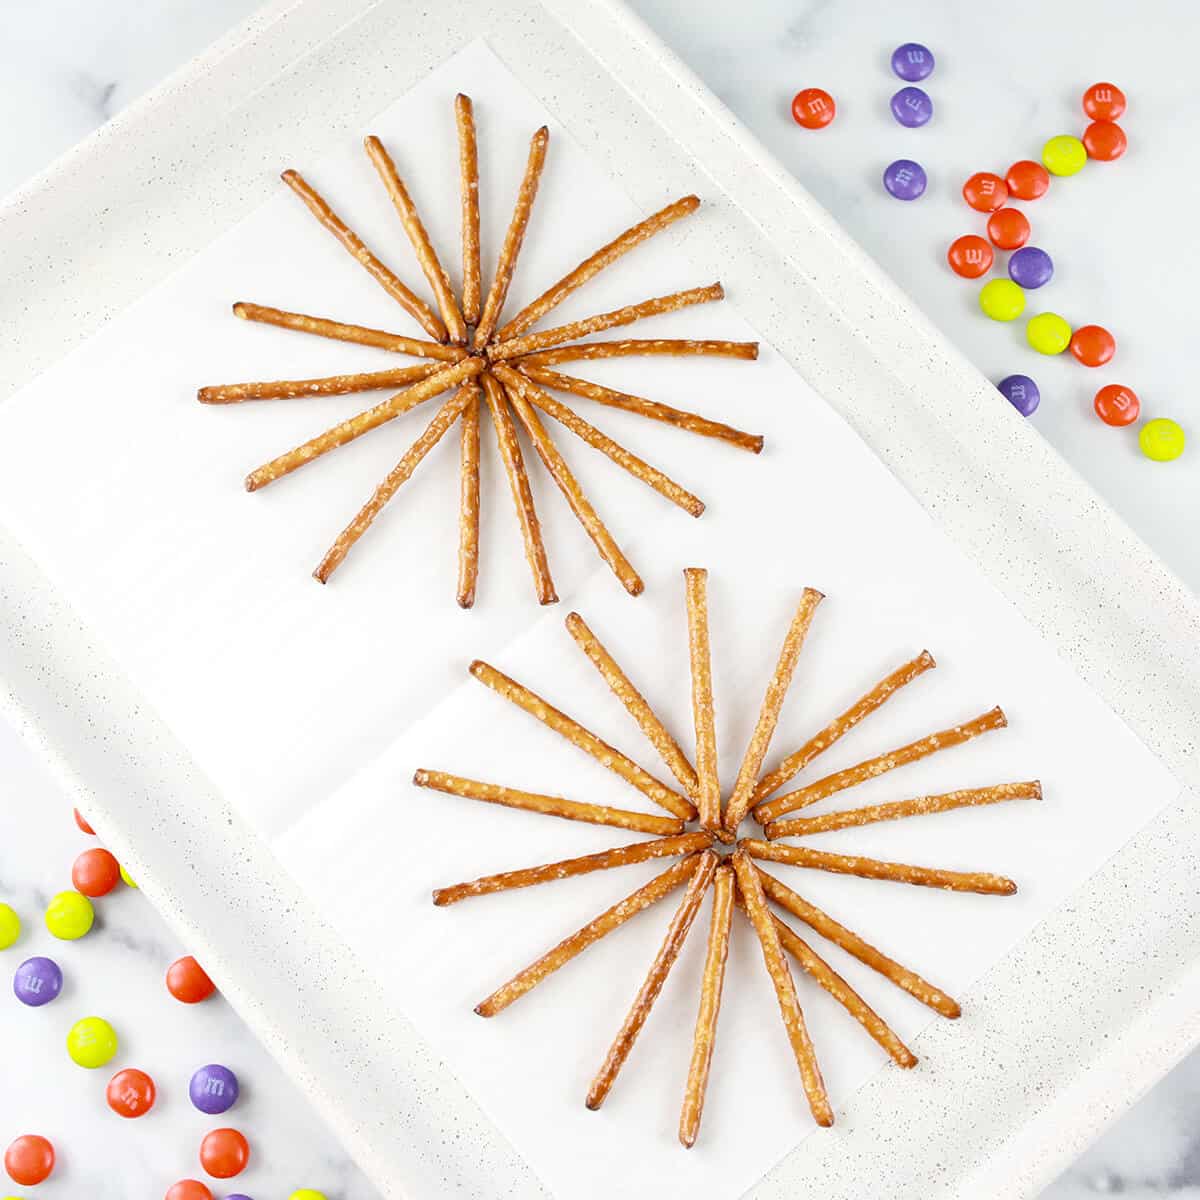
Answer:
[200, 96, 761, 602]
[419, 569, 1041, 1144]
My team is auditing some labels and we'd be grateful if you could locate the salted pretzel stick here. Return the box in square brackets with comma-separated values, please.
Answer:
[756, 866, 960, 1018]
[495, 195, 700, 342]
[724, 589, 824, 833]
[365, 135, 467, 344]
[766, 780, 1043, 840]
[679, 862, 734, 1147]
[245, 357, 483, 492]
[503, 380, 645, 597]
[232, 302, 465, 360]
[730, 851, 833, 1127]
[742, 839, 1017, 896]
[456, 94, 482, 325]
[479, 372, 557, 604]
[433, 832, 712, 907]
[473, 126, 549, 348]
[518, 338, 759, 368]
[489, 283, 724, 361]
[754, 706, 1007, 825]
[587, 851, 719, 1109]
[469, 660, 697, 821]
[685, 569, 721, 833]
[475, 854, 699, 1016]
[412, 769, 685, 836]
[456, 383, 481, 608]
[564, 612, 699, 796]
[198, 363, 440, 404]
[493, 364, 704, 517]
[519, 365, 763, 454]
[753, 651, 936, 805]
[280, 169, 446, 341]
[314, 386, 473, 583]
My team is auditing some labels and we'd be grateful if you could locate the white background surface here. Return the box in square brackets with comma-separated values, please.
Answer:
[1, 3, 1196, 1199]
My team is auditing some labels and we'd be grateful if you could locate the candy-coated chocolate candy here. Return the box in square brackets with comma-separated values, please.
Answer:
[165, 1182, 212, 1200]
[890, 86, 932, 127]
[4, 1135, 54, 1186]
[883, 159, 926, 200]
[962, 172, 1007, 212]
[0, 904, 20, 951]
[67, 1016, 118, 1069]
[45, 891, 94, 941]
[190, 1064, 239, 1115]
[167, 956, 216, 1004]
[891, 42, 935, 81]
[119, 864, 138, 889]
[1083, 120, 1127, 161]
[1026, 312, 1072, 354]
[1005, 160, 1050, 201]
[986, 208, 1030, 250]
[13, 956, 62, 1007]
[979, 279, 1026, 322]
[289, 1192, 327, 1200]
[72, 848, 121, 898]
[1008, 246, 1053, 290]
[791, 88, 835, 129]
[1139, 418, 1185, 462]
[1069, 324, 1116, 367]
[1042, 135, 1087, 177]
[226, 1196, 253, 1200]
[1094, 384, 1140, 427]
[200, 1128, 250, 1179]
[997, 375, 1040, 417]
[947, 235, 993, 279]
[107, 1068, 157, 1117]
[1083, 82, 1126, 121]
[73, 808, 95, 835]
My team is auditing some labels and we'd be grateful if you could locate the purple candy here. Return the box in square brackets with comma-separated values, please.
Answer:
[890, 86, 933, 127]
[891, 42, 935, 82]
[225, 1195, 253, 1199]
[883, 159, 927, 201]
[13, 956, 63, 1007]
[997, 374, 1040, 417]
[189, 1063, 239, 1114]
[1008, 246, 1054, 290]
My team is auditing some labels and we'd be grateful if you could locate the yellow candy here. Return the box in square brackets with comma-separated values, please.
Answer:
[45, 890, 94, 941]
[1042, 135, 1087, 177]
[289, 1192, 328, 1200]
[979, 279, 1026, 322]
[119, 864, 138, 889]
[0, 903, 20, 950]
[1139, 418, 1185, 462]
[67, 1016, 118, 1068]
[1027, 312, 1072, 355]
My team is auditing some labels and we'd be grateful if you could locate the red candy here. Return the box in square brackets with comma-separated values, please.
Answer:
[1094, 384, 1140, 427]
[200, 1128, 250, 1179]
[107, 1067, 157, 1118]
[986, 208, 1031, 251]
[166, 955, 216, 1004]
[947, 235, 994, 279]
[72, 847, 121, 897]
[1005, 160, 1050, 201]
[1083, 82, 1126, 121]
[791, 88, 836, 129]
[962, 172, 1008, 212]
[74, 807, 96, 835]
[1084, 121, 1127, 161]
[166, 1182, 213, 1200]
[5, 1134, 55, 1185]
[1069, 324, 1116, 367]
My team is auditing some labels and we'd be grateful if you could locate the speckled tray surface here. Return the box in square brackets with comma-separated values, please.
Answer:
[1, 2, 1199, 1198]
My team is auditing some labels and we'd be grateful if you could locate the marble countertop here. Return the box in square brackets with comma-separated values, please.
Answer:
[1, 2, 1195, 1197]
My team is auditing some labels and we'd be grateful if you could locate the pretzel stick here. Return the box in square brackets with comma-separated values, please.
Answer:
[198, 363, 441, 404]
[518, 338, 759, 368]
[756, 866, 960, 1018]
[493, 364, 704, 517]
[564, 612, 699, 796]
[456, 383, 482, 608]
[685, 568, 721, 833]
[679, 862, 734, 1147]
[412, 769, 685, 836]
[766, 780, 1043, 840]
[519, 365, 763, 454]
[280, 169, 446, 341]
[587, 851, 719, 1109]
[742, 839, 1017, 895]
[479, 372, 557, 604]
[475, 854, 699, 1016]
[753, 651, 936, 804]
[456, 94, 482, 325]
[494, 195, 700, 342]
[502, 380, 645, 597]
[433, 832, 712, 907]
[314, 386, 474, 583]
[754, 706, 1007, 825]
[473, 126, 549, 348]
[469, 660, 697, 821]
[730, 851, 833, 1127]
[723, 589, 823, 832]
[245, 357, 484, 492]
[232, 302, 465, 360]
[365, 135, 466, 344]
[489, 283, 724, 361]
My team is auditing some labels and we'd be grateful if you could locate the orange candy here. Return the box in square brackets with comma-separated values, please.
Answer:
[74, 807, 96, 835]
[5, 1134, 55, 1185]
[986, 208, 1031, 250]
[963, 172, 1008, 212]
[200, 1128, 250, 1179]
[947, 235, 994, 278]
[1083, 82, 1126, 121]
[72, 847, 121, 897]
[1084, 121, 1127, 161]
[107, 1067, 157, 1118]
[166, 955, 216, 1004]
[166, 1181, 213, 1200]
[1094, 384, 1140, 426]
[791, 88, 836, 129]
[1005, 160, 1050, 201]
[1069, 324, 1116, 367]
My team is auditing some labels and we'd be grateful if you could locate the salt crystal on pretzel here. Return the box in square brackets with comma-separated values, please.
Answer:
[456, 383, 482, 608]
[685, 568, 722, 834]
[455, 94, 482, 325]
[517, 338, 759, 368]
[198, 362, 441, 404]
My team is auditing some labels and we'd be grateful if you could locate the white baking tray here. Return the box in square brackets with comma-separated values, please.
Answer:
[2, 2, 1198, 1197]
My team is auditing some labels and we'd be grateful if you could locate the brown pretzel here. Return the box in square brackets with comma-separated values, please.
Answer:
[456, 383, 482, 607]
[455, 94, 482, 325]
[198, 362, 440, 404]
[517, 338, 758, 368]
[685, 568, 722, 833]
